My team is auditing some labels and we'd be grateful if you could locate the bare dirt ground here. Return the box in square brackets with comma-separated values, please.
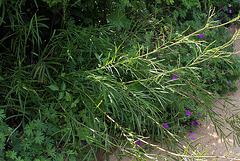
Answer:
[106, 26, 240, 161]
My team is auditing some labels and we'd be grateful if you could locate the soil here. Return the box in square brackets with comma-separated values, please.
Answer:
[106, 25, 240, 161]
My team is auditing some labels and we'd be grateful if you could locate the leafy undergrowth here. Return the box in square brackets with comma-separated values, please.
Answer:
[1, 0, 240, 160]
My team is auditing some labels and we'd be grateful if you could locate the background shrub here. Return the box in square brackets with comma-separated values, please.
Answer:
[1, 0, 240, 160]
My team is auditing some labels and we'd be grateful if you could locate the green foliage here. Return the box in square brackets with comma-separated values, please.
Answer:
[1, 0, 240, 160]
[42, 0, 63, 7]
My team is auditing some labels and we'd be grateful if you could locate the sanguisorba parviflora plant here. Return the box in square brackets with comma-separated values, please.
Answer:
[1, 0, 240, 160]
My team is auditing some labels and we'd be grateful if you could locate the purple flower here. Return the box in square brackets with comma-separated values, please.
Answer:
[135, 141, 147, 151]
[189, 131, 194, 134]
[186, 110, 191, 116]
[172, 74, 178, 79]
[135, 141, 142, 147]
[198, 34, 204, 38]
[191, 137, 196, 140]
[229, 9, 232, 13]
[192, 121, 199, 126]
[194, 131, 197, 133]
[210, 59, 213, 61]
[227, 81, 231, 86]
[162, 124, 169, 128]
[198, 113, 201, 117]
[222, 6, 225, 11]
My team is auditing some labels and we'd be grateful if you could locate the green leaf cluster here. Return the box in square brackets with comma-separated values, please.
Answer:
[1, 0, 240, 160]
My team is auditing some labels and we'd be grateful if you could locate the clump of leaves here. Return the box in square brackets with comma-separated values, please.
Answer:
[1, 0, 240, 160]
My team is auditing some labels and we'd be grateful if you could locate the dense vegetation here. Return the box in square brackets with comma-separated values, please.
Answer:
[1, 0, 240, 160]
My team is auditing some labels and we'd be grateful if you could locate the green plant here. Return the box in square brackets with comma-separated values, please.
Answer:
[1, 0, 240, 160]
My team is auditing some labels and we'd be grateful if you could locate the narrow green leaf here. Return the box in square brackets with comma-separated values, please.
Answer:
[47, 85, 59, 91]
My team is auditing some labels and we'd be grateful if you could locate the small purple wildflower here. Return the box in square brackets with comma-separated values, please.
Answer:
[194, 131, 197, 133]
[135, 141, 142, 147]
[226, 80, 231, 85]
[195, 122, 199, 126]
[186, 110, 191, 116]
[198, 34, 204, 38]
[192, 121, 199, 126]
[189, 135, 191, 137]
[191, 137, 196, 140]
[189, 131, 194, 134]
[222, 6, 225, 11]
[172, 74, 178, 79]
[162, 124, 168, 128]
[135, 141, 147, 151]
[176, 90, 179, 93]
[198, 113, 201, 117]
[210, 59, 213, 61]
[229, 9, 232, 13]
